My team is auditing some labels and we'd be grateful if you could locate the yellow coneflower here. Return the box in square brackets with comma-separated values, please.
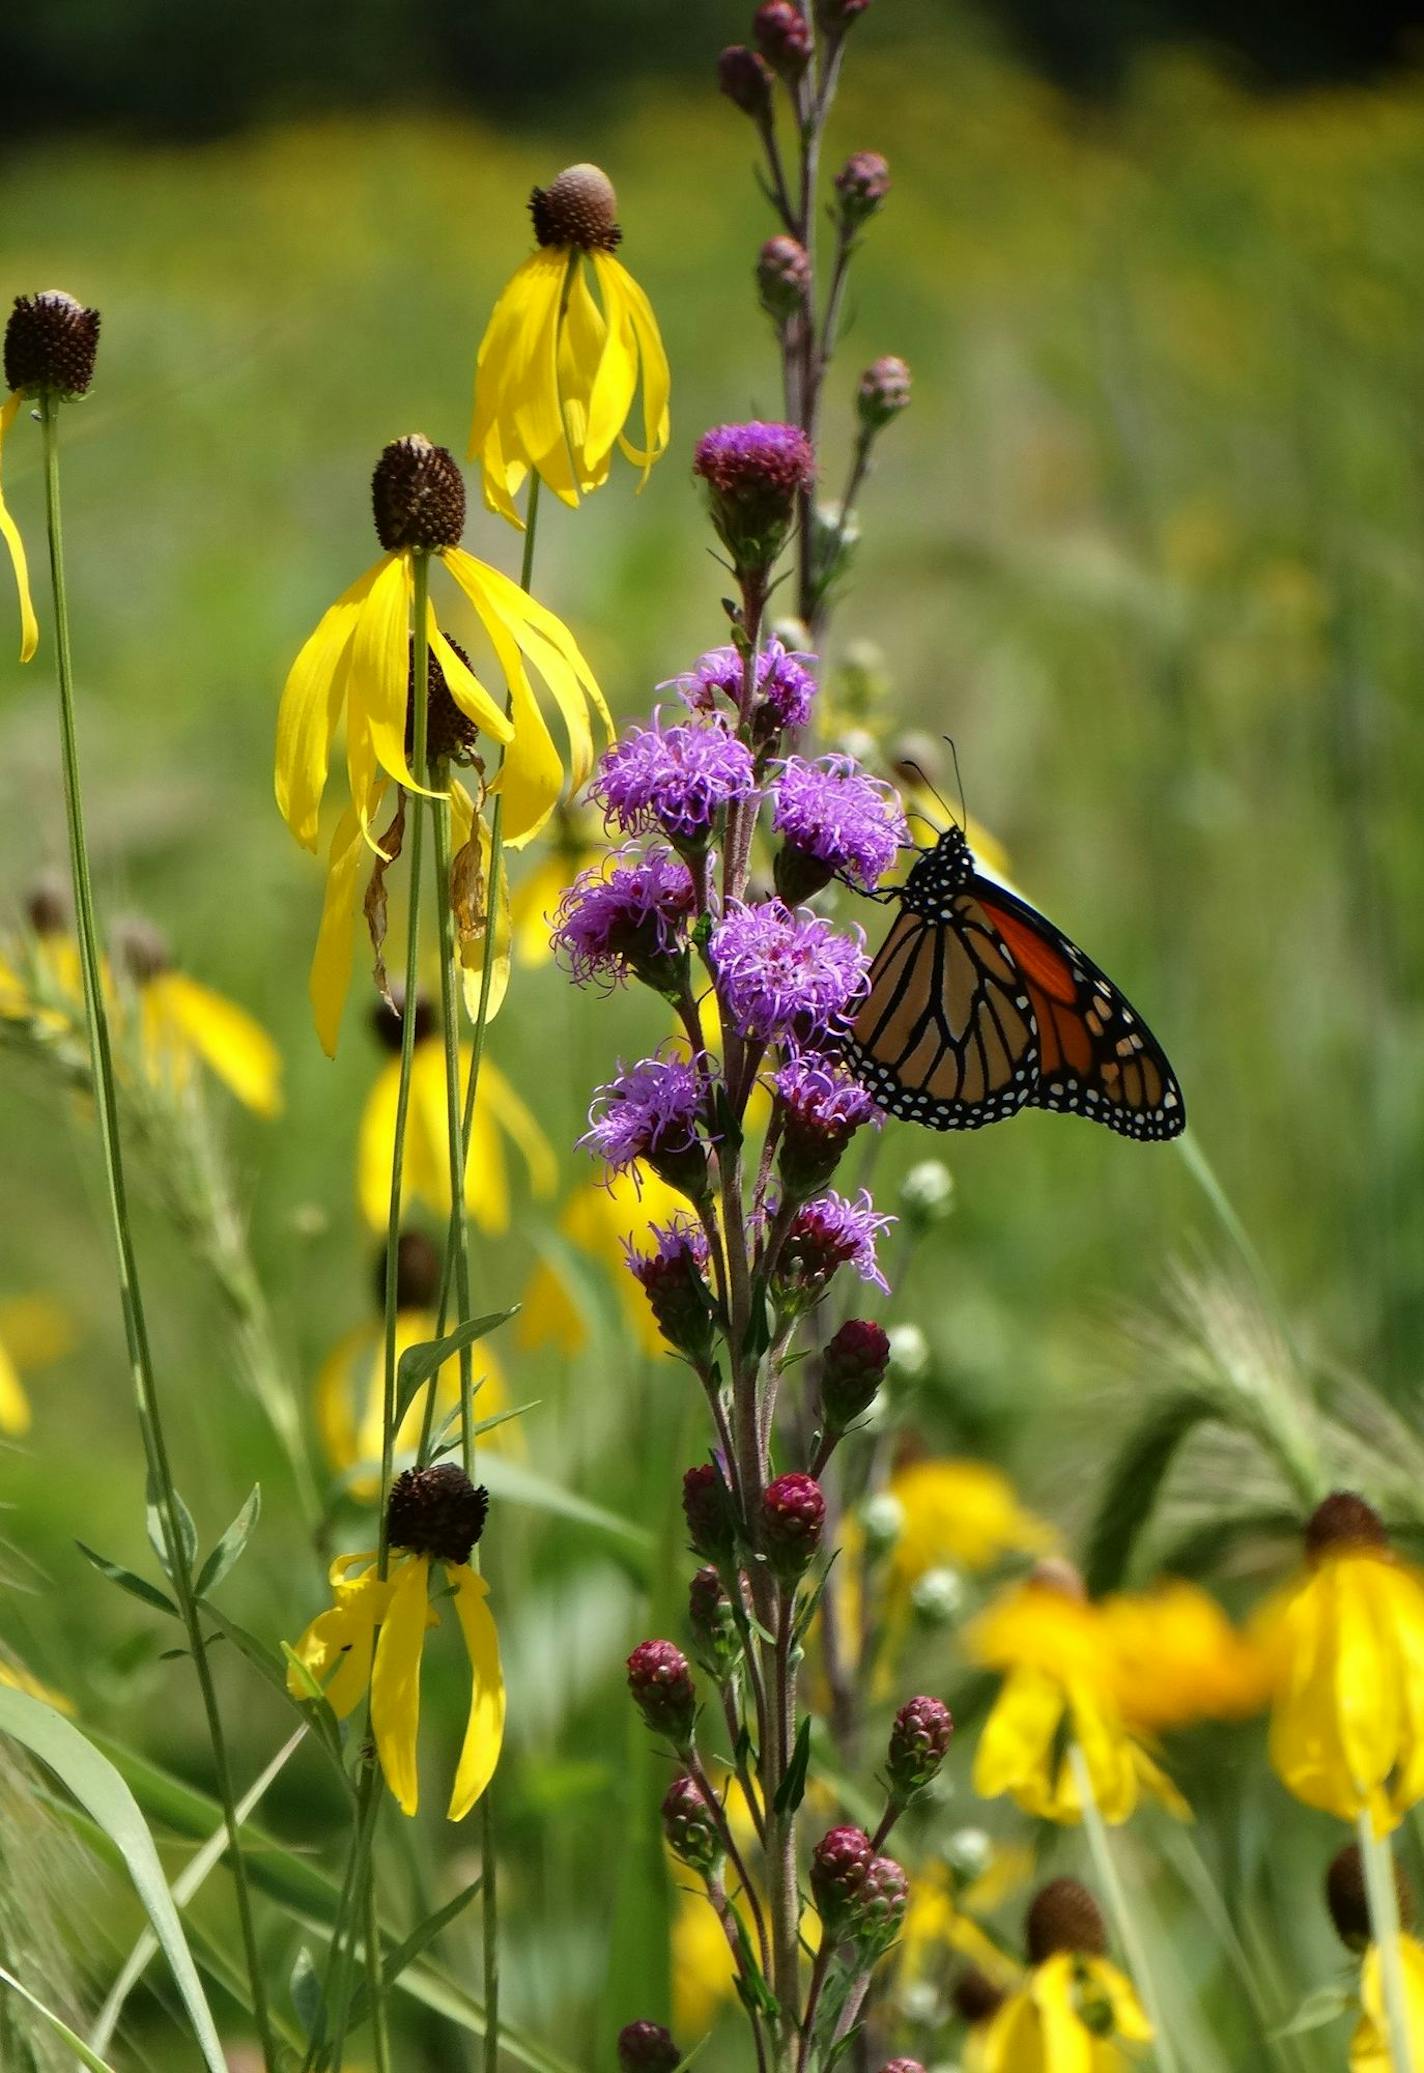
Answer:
[112, 919, 282, 1119]
[1256, 1492, 1424, 1834]
[1102, 1578, 1271, 1733]
[0, 1296, 74, 1439]
[287, 1464, 504, 1821]
[357, 999, 555, 1233]
[470, 164, 669, 526]
[968, 1563, 1188, 1826]
[0, 292, 101, 662]
[899, 1849, 1025, 1996]
[889, 1458, 1056, 1584]
[315, 1233, 519, 1499]
[275, 435, 608, 1051]
[517, 1165, 689, 1360]
[1326, 1843, 1424, 2072]
[510, 802, 605, 968]
[979, 1879, 1152, 2073]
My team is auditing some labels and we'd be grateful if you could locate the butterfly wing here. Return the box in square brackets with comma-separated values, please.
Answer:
[969, 875, 1185, 1141]
[843, 898, 1040, 1130]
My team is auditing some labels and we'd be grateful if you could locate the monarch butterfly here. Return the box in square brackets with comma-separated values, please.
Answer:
[843, 824, 1185, 1140]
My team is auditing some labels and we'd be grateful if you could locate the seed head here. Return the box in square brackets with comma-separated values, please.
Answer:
[761, 1472, 826, 1581]
[530, 164, 622, 253]
[626, 1638, 697, 1745]
[757, 235, 811, 326]
[835, 150, 891, 228]
[810, 1825, 875, 1940]
[857, 355, 912, 433]
[1026, 1878, 1107, 1963]
[820, 1318, 891, 1429]
[112, 917, 172, 985]
[617, 2022, 681, 2073]
[717, 44, 775, 121]
[682, 1462, 738, 1563]
[1326, 1841, 1413, 1951]
[371, 435, 466, 553]
[887, 1694, 953, 1800]
[661, 1773, 722, 1873]
[951, 1968, 1006, 2026]
[1306, 1490, 1388, 1562]
[386, 1463, 489, 1566]
[374, 1229, 443, 1314]
[4, 292, 101, 400]
[369, 983, 437, 1054]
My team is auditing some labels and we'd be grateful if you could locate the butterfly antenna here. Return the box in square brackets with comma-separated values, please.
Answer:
[898, 758, 955, 835]
[943, 737, 968, 831]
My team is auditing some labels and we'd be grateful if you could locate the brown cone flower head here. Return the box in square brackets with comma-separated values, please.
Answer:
[371, 435, 466, 553]
[530, 164, 622, 252]
[25, 872, 70, 937]
[386, 1463, 489, 1566]
[1326, 1841, 1414, 1951]
[369, 983, 437, 1054]
[1026, 1878, 1108, 1963]
[406, 631, 483, 767]
[4, 291, 101, 399]
[113, 916, 172, 985]
[1306, 1490, 1389, 1563]
[952, 1968, 1007, 2026]
[374, 1229, 443, 1313]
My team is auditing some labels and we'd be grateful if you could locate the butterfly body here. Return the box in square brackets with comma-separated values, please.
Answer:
[844, 828, 1185, 1141]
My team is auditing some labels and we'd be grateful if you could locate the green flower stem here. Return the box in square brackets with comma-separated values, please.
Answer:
[1358, 1811, 1417, 2073]
[1069, 1745, 1178, 2073]
[427, 783, 475, 1466]
[36, 392, 276, 2073]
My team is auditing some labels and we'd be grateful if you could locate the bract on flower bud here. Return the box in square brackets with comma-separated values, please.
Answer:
[682, 1462, 738, 1563]
[887, 1694, 954, 1800]
[834, 150, 891, 229]
[717, 44, 775, 121]
[661, 1772, 722, 1874]
[857, 355, 911, 433]
[626, 1639, 697, 1745]
[4, 291, 101, 400]
[761, 1472, 826, 1581]
[820, 1318, 891, 1430]
[371, 435, 466, 553]
[758, 235, 811, 326]
[1025, 1878, 1108, 1963]
[617, 2021, 682, 2073]
[810, 1825, 875, 1940]
[386, 1464, 489, 1566]
[755, 0, 812, 75]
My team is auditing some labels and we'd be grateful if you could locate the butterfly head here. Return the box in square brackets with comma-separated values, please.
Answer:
[900, 824, 973, 916]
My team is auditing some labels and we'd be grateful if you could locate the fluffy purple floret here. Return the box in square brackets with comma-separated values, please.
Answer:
[550, 848, 696, 986]
[592, 713, 757, 842]
[580, 1052, 705, 1174]
[667, 638, 818, 731]
[709, 899, 868, 1044]
[623, 1216, 710, 1285]
[781, 1188, 895, 1293]
[771, 755, 908, 892]
[774, 1052, 879, 1135]
[694, 420, 816, 499]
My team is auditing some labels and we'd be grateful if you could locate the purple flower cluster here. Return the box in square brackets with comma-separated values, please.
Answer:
[693, 421, 817, 574]
[551, 848, 695, 990]
[770, 754, 908, 897]
[776, 1188, 894, 1295]
[580, 1050, 707, 1193]
[710, 899, 868, 1046]
[775, 1053, 878, 1138]
[625, 1217, 715, 1361]
[668, 637, 817, 733]
[592, 713, 757, 846]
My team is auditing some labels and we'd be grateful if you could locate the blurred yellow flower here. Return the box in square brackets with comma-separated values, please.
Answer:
[510, 804, 605, 969]
[672, 1885, 738, 2040]
[0, 1658, 73, 1716]
[979, 1950, 1152, 2072]
[889, 1459, 1056, 1584]
[358, 1039, 555, 1234]
[899, 1855, 1023, 1993]
[1102, 1579, 1271, 1733]
[1256, 1494, 1424, 1835]
[1351, 1937, 1424, 2071]
[0, 390, 37, 662]
[115, 922, 282, 1119]
[0, 1295, 74, 1438]
[288, 1526, 503, 1822]
[518, 1166, 688, 1360]
[968, 1572, 1188, 1826]
[470, 164, 669, 526]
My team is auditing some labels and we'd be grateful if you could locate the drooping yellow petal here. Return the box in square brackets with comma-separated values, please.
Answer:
[310, 807, 367, 1058]
[275, 561, 382, 849]
[446, 1565, 506, 1819]
[427, 608, 513, 745]
[357, 1055, 401, 1229]
[352, 550, 435, 804]
[594, 252, 671, 475]
[470, 252, 572, 519]
[450, 790, 511, 1022]
[510, 852, 569, 967]
[479, 1057, 557, 1199]
[1032, 1954, 1097, 2073]
[0, 1338, 32, 1437]
[0, 394, 38, 664]
[288, 1563, 392, 1719]
[462, 1066, 511, 1235]
[973, 1668, 1067, 1817]
[1354, 1937, 1424, 2072]
[313, 1322, 369, 1482]
[148, 972, 283, 1118]
[371, 1553, 434, 1816]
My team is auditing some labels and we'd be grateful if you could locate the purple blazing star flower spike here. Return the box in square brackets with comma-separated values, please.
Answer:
[777, 1187, 895, 1295]
[551, 847, 696, 990]
[580, 1050, 711, 1198]
[771, 753, 909, 898]
[592, 712, 758, 845]
[709, 898, 868, 1046]
[666, 638, 818, 733]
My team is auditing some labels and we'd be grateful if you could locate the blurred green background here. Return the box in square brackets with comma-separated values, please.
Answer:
[3, 1, 1424, 2065]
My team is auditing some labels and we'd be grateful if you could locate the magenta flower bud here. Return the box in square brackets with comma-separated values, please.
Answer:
[835, 150, 891, 229]
[757, 235, 811, 326]
[878, 2063, 928, 2073]
[717, 44, 775, 121]
[626, 1219, 716, 1364]
[887, 1694, 953, 1800]
[820, 1318, 891, 1429]
[682, 1462, 738, 1563]
[857, 355, 912, 433]
[626, 1639, 697, 1746]
[810, 1825, 875, 1940]
[687, 1564, 740, 1676]
[761, 1472, 826, 1581]
[818, 0, 873, 26]
[661, 1773, 722, 1874]
[755, 0, 812, 75]
[774, 1188, 894, 1302]
[775, 1054, 879, 1200]
[694, 420, 816, 578]
[617, 2021, 682, 2073]
[856, 1854, 910, 1956]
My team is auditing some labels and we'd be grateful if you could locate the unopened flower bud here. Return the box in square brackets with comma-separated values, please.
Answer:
[617, 2021, 681, 2073]
[682, 1462, 737, 1563]
[817, 0, 873, 27]
[755, 0, 812, 75]
[859, 1491, 904, 1556]
[530, 163, 622, 253]
[887, 1694, 953, 1800]
[1326, 1842, 1414, 1951]
[945, 1826, 992, 1881]
[910, 1567, 964, 1626]
[885, 1322, 930, 1386]
[371, 435, 465, 553]
[1026, 1878, 1107, 1963]
[717, 44, 775, 121]
[952, 1969, 1006, 2026]
[687, 1564, 740, 1676]
[811, 1825, 874, 1940]
[899, 1159, 954, 1230]
[386, 1463, 489, 1566]
[821, 1318, 891, 1430]
[758, 235, 811, 325]
[835, 151, 891, 229]
[661, 1773, 722, 1874]
[761, 1472, 825, 1581]
[626, 1638, 697, 1745]
[628, 1223, 715, 1364]
[4, 291, 101, 400]
[1306, 1490, 1388, 1563]
[856, 1854, 910, 1956]
[857, 355, 911, 433]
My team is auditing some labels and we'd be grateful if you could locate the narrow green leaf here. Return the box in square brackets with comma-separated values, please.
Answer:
[75, 1542, 178, 1618]
[346, 1874, 483, 2032]
[395, 1310, 516, 1427]
[0, 1687, 226, 2073]
[773, 1716, 812, 1817]
[0, 1962, 120, 2072]
[479, 1456, 653, 1555]
[145, 1477, 198, 1582]
[195, 1483, 261, 1596]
